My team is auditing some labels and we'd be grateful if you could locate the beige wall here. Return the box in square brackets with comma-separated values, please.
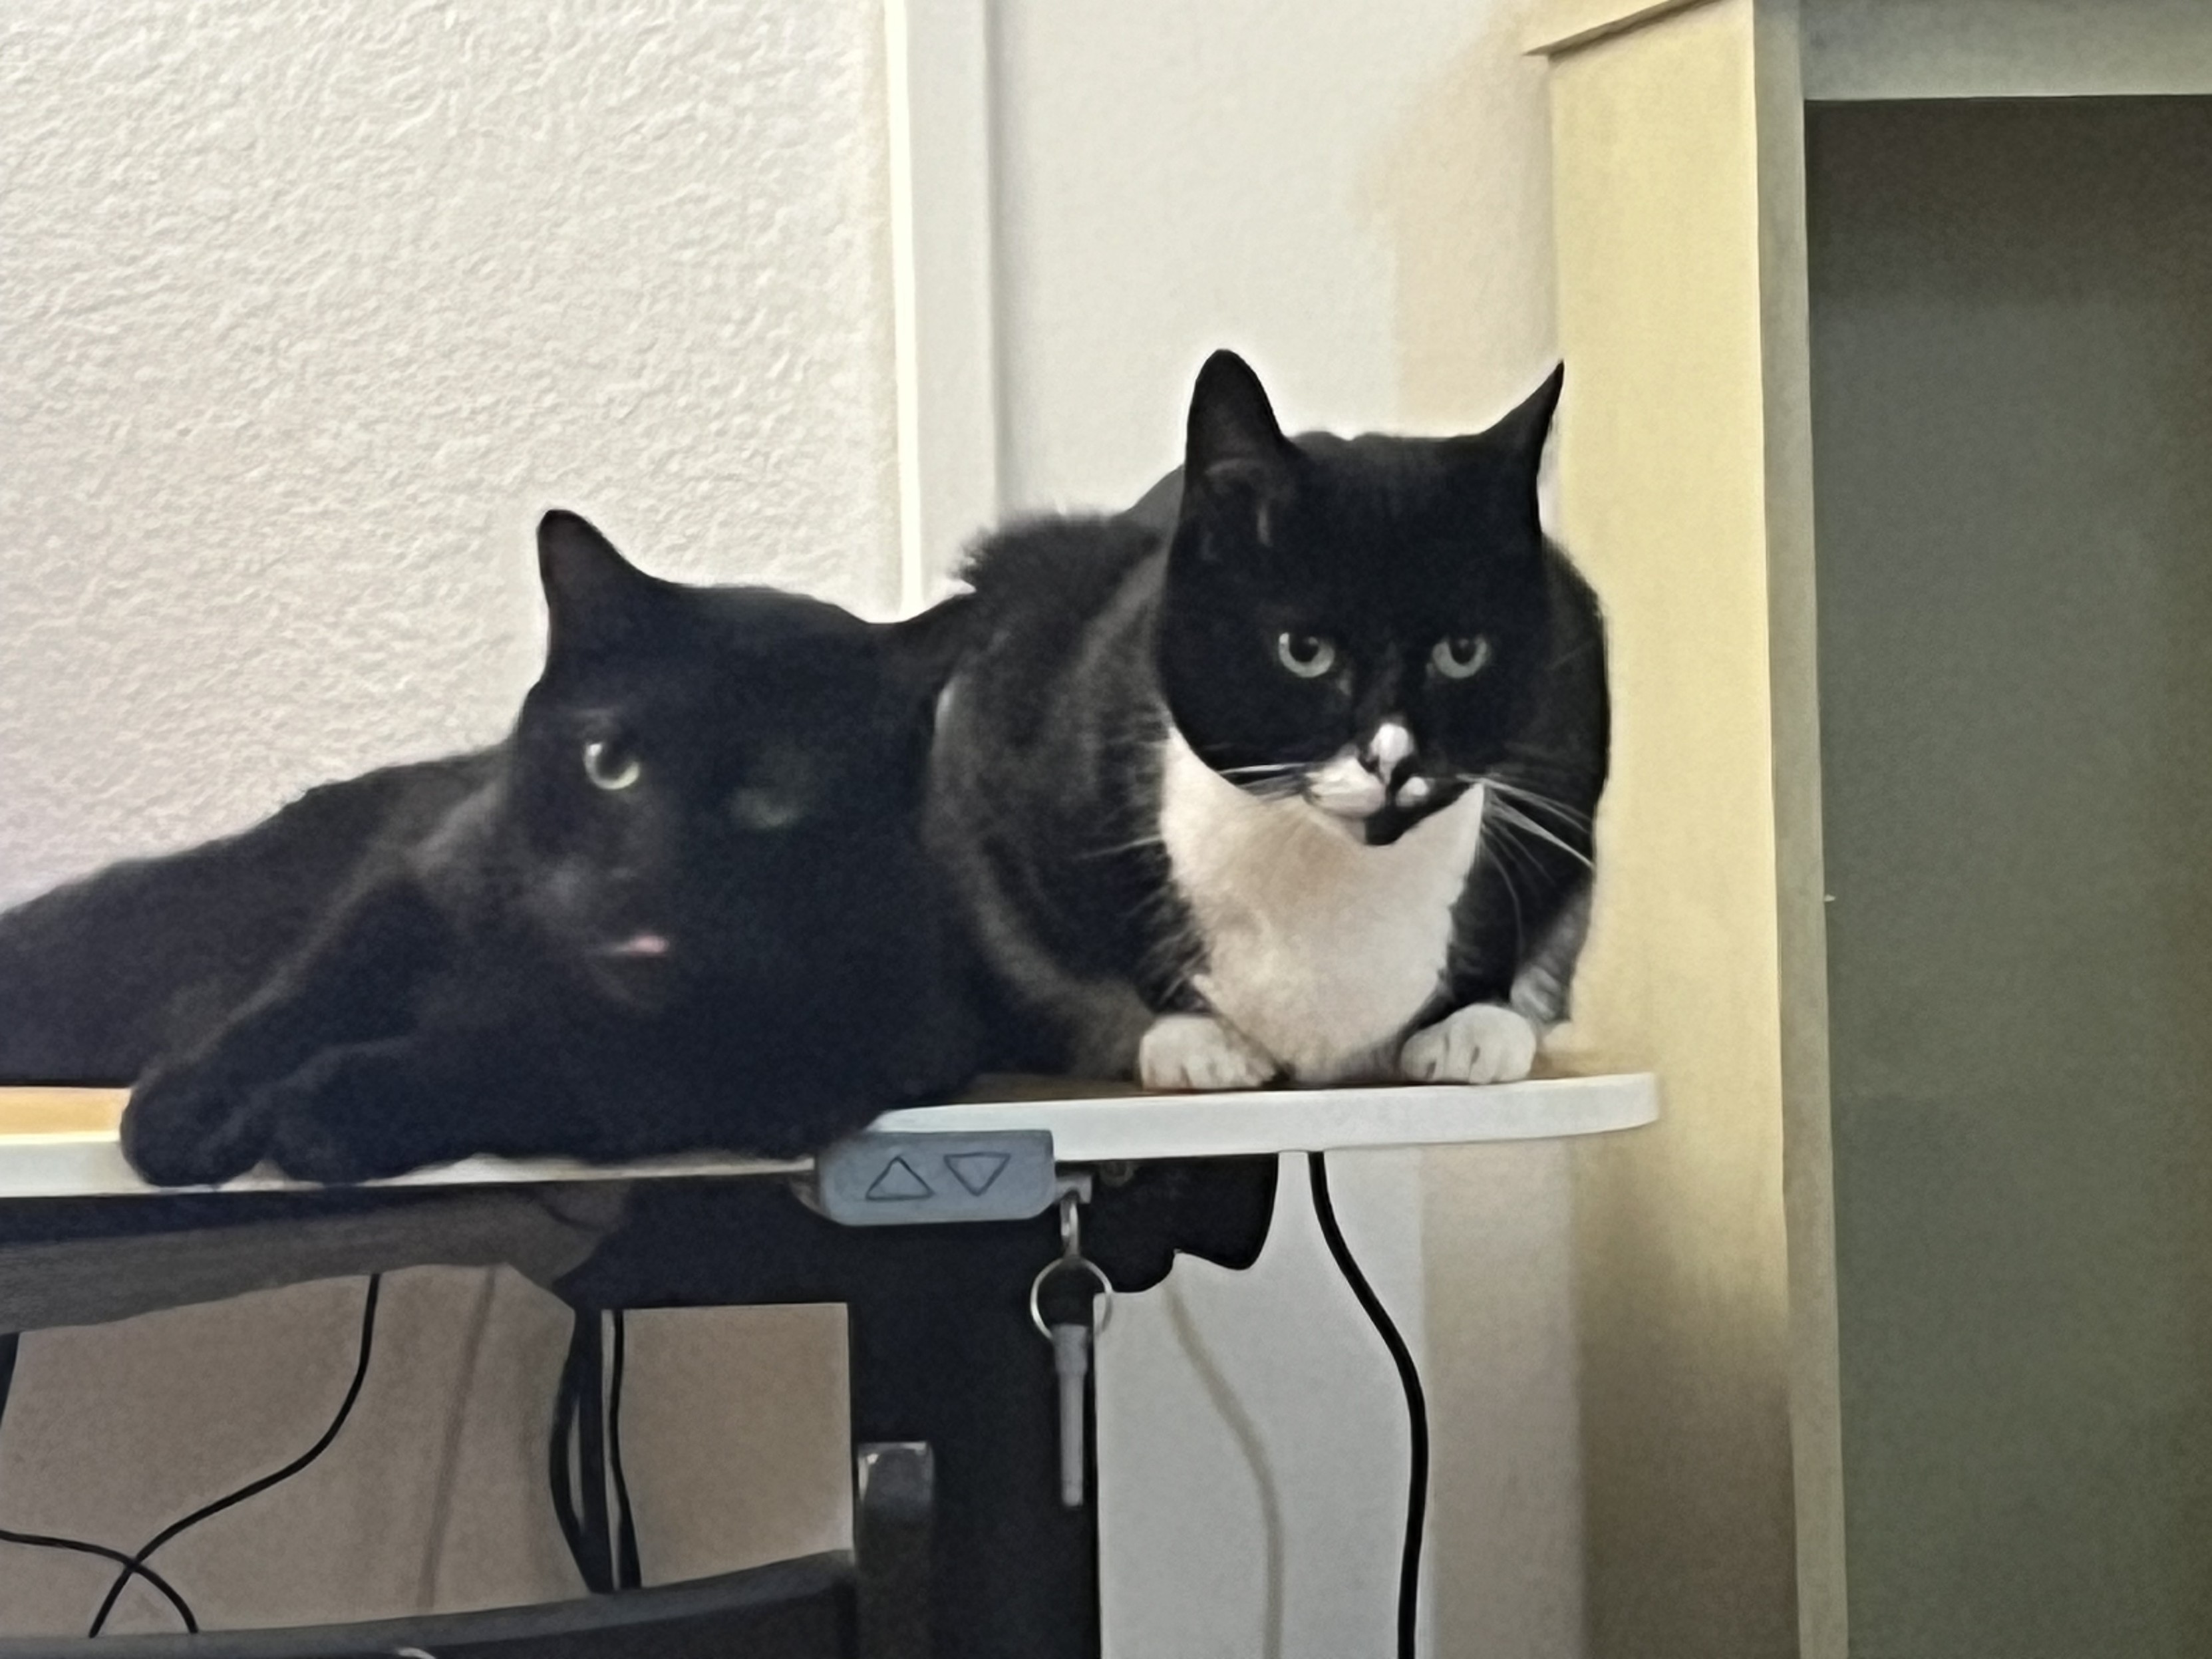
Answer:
[1538, 3, 1806, 1654]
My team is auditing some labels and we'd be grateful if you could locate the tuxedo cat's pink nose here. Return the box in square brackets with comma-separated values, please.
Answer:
[606, 931, 671, 958]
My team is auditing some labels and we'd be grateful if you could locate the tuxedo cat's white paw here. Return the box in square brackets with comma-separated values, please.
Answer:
[1400, 1002, 1539, 1086]
[1139, 1014, 1281, 1092]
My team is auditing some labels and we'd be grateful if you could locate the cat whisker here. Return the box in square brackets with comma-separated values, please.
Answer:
[1484, 800, 1595, 871]
[1478, 820, 1532, 950]
[1484, 776, 1597, 833]
[1083, 831, 1168, 859]
[1465, 770, 1594, 826]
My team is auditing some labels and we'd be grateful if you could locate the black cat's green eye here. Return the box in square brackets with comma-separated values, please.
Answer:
[583, 738, 642, 792]
[1432, 635, 1491, 680]
[1276, 632, 1337, 679]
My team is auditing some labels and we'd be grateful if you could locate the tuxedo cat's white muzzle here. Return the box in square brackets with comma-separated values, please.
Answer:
[1308, 718, 1417, 821]
[1306, 749, 1386, 818]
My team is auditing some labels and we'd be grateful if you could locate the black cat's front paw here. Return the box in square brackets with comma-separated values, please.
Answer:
[261, 1047, 448, 1185]
[121, 1065, 271, 1187]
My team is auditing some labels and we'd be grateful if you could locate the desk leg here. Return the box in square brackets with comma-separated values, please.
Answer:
[562, 1157, 1278, 1659]
[842, 1226, 1100, 1659]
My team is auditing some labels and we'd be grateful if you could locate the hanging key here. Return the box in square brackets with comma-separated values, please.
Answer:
[1030, 1186, 1114, 1511]
[1050, 1320, 1091, 1508]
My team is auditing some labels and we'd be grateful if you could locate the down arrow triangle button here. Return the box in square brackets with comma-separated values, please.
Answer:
[944, 1151, 1011, 1197]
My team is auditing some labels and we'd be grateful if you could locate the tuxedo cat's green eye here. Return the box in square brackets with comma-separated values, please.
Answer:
[583, 739, 641, 792]
[1276, 632, 1337, 679]
[1432, 636, 1491, 680]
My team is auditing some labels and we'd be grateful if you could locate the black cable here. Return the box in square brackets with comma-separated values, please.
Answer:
[607, 1310, 640, 1590]
[84, 1273, 383, 1638]
[0, 1330, 199, 1631]
[573, 1310, 611, 1589]
[549, 1307, 616, 1594]
[1307, 1151, 1429, 1659]
[1, 1527, 199, 1630]
[548, 1320, 587, 1583]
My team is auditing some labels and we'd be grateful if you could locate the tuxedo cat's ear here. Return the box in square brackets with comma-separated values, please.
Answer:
[881, 589, 979, 702]
[1491, 363, 1565, 472]
[1182, 350, 1295, 550]
[538, 510, 655, 657]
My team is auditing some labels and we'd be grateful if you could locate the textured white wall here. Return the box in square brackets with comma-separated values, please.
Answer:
[0, 0, 898, 907]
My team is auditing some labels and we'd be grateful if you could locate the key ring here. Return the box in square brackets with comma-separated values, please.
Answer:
[1030, 1189, 1114, 1338]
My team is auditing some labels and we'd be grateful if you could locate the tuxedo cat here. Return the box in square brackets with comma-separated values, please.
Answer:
[0, 512, 979, 1184]
[929, 351, 1607, 1089]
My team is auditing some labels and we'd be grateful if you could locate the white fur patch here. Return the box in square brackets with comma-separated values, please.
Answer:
[1156, 730, 1488, 1084]
[1305, 746, 1386, 819]
[1401, 1001, 1538, 1084]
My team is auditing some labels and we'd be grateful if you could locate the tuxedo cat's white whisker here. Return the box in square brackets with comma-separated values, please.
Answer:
[1486, 777, 1597, 831]
[1464, 770, 1593, 826]
[1478, 822, 1533, 945]
[1082, 831, 1169, 859]
[1486, 802, 1595, 871]
[1488, 800, 1591, 867]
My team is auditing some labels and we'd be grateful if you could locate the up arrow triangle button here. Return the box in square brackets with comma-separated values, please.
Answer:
[865, 1155, 933, 1201]
[944, 1151, 1011, 1196]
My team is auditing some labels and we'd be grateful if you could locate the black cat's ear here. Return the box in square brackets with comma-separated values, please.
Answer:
[881, 589, 979, 703]
[538, 510, 655, 658]
[1182, 351, 1295, 549]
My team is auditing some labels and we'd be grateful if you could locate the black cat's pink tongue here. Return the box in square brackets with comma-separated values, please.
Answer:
[606, 931, 671, 959]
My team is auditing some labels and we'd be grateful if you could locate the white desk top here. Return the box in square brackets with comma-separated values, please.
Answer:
[0, 1073, 1657, 1201]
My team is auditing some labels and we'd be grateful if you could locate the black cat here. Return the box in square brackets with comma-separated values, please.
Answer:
[0, 512, 979, 1184]
[929, 350, 1608, 1088]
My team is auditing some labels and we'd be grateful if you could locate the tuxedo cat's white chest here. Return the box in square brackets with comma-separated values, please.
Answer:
[1155, 731, 1487, 1083]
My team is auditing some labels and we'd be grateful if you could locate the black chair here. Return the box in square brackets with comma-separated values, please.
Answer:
[0, 1443, 932, 1659]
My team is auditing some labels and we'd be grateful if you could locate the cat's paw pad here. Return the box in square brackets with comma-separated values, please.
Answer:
[121, 1067, 269, 1187]
[1138, 1014, 1280, 1092]
[1400, 1003, 1539, 1085]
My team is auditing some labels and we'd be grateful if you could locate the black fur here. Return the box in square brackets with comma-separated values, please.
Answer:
[929, 351, 1609, 1079]
[0, 512, 979, 1185]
